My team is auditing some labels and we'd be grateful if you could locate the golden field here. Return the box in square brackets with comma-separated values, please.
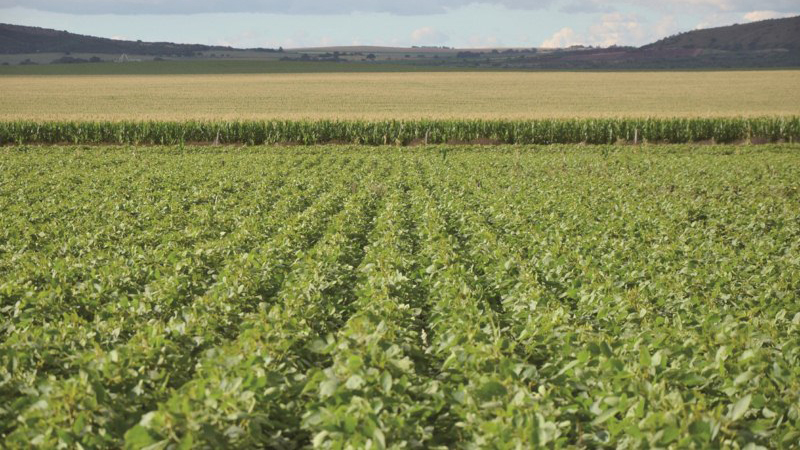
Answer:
[2, 71, 799, 120]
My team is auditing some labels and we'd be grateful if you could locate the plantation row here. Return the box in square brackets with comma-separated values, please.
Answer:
[1, 117, 799, 146]
[1, 145, 799, 448]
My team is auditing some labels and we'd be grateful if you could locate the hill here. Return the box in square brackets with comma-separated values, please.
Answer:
[644, 15, 800, 52]
[0, 23, 279, 56]
[1, 16, 799, 71]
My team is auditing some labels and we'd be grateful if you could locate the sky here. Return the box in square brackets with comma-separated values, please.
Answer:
[0, 1, 797, 49]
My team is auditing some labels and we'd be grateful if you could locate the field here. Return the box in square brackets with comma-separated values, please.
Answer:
[1, 145, 799, 448]
[2, 71, 799, 120]
[0, 60, 462, 76]
[2, 117, 798, 146]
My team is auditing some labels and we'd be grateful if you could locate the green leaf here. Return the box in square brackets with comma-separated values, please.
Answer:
[381, 372, 393, 393]
[660, 426, 680, 444]
[729, 394, 752, 421]
[592, 408, 618, 425]
[476, 380, 507, 401]
[320, 379, 338, 398]
[373, 428, 386, 449]
[639, 347, 651, 367]
[124, 425, 157, 449]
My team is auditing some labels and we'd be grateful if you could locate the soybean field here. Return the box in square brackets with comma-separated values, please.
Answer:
[1, 145, 799, 448]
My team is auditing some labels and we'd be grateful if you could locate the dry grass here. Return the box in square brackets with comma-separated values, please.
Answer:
[1, 71, 798, 120]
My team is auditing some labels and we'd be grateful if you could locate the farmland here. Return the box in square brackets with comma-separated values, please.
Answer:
[2, 117, 799, 146]
[1, 145, 799, 448]
[1, 71, 799, 120]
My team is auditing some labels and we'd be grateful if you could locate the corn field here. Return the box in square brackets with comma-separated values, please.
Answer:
[1, 117, 798, 146]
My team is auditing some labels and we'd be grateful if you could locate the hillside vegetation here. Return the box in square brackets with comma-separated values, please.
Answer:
[644, 16, 800, 51]
[0, 23, 276, 56]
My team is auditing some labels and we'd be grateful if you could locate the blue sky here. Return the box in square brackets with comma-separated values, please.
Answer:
[0, 1, 797, 48]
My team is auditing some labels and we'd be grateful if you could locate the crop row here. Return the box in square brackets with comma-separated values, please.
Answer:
[1, 117, 799, 146]
[1, 145, 799, 448]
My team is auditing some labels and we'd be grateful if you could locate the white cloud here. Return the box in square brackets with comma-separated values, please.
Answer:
[653, 15, 679, 37]
[541, 27, 583, 48]
[0, 0, 557, 15]
[743, 10, 798, 21]
[410, 26, 449, 45]
[541, 12, 681, 48]
[586, 12, 647, 46]
[467, 35, 502, 48]
[694, 13, 735, 29]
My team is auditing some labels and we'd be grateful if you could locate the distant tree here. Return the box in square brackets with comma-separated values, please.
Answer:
[366, 53, 376, 60]
[52, 56, 88, 64]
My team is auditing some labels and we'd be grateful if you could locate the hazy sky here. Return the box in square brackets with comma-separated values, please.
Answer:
[0, 1, 797, 48]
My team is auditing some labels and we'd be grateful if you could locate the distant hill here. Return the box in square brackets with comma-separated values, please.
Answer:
[1, 16, 799, 71]
[535, 16, 800, 69]
[643, 16, 800, 52]
[0, 23, 279, 56]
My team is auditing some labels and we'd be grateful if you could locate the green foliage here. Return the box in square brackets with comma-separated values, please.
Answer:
[0, 117, 798, 146]
[0, 145, 799, 448]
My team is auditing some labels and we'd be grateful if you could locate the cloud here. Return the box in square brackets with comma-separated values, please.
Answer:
[542, 14, 648, 48]
[541, 12, 680, 48]
[0, 0, 556, 15]
[541, 27, 583, 48]
[410, 26, 449, 45]
[559, 0, 615, 14]
[586, 12, 647, 46]
[624, 0, 799, 14]
[743, 10, 798, 21]
[693, 12, 739, 29]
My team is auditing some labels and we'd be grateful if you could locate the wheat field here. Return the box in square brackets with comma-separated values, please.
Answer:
[2, 71, 798, 120]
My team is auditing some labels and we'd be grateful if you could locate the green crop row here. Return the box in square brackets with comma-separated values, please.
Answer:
[1, 117, 798, 145]
[1, 145, 799, 448]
